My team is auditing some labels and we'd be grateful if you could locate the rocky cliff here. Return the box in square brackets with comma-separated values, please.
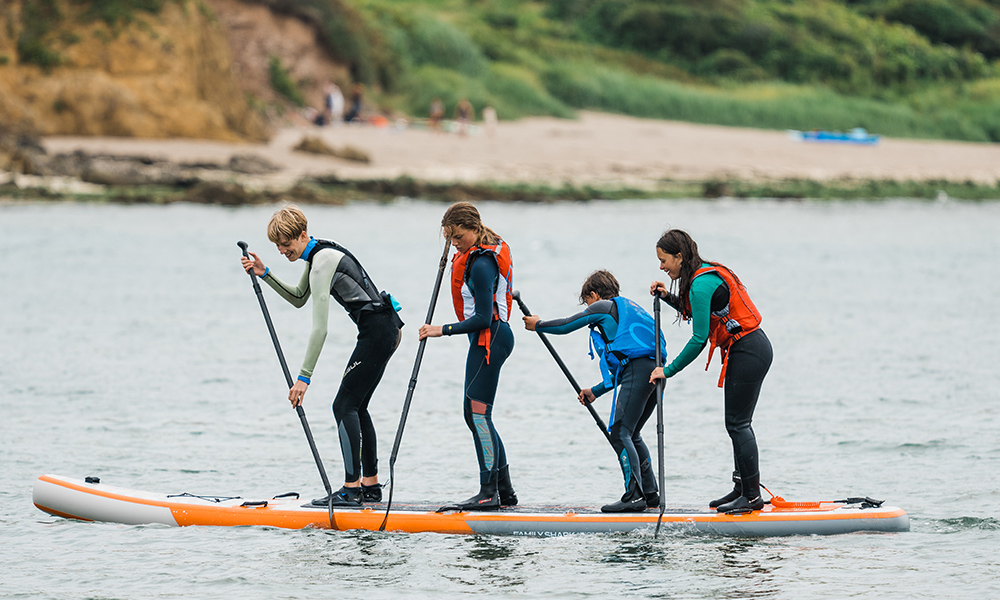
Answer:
[0, 0, 310, 142]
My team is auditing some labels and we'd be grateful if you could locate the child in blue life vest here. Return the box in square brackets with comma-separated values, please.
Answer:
[523, 270, 665, 513]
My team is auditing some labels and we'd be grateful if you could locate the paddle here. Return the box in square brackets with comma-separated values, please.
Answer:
[237, 241, 336, 530]
[652, 294, 666, 537]
[379, 239, 452, 531]
[512, 290, 612, 444]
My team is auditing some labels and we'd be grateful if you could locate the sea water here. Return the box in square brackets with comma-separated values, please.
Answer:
[1, 198, 997, 599]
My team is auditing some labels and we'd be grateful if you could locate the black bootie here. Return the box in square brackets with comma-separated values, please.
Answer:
[311, 485, 362, 507]
[601, 479, 647, 513]
[709, 471, 742, 508]
[716, 472, 764, 513]
[361, 483, 383, 503]
[497, 465, 518, 507]
[451, 476, 500, 512]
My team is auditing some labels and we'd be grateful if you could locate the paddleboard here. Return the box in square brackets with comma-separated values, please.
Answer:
[33, 474, 908, 537]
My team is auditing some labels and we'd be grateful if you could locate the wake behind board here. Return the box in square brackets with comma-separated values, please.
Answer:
[33, 474, 908, 537]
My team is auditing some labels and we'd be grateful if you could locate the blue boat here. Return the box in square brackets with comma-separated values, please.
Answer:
[787, 127, 880, 145]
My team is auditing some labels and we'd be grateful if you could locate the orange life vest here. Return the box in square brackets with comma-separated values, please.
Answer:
[692, 264, 762, 387]
[450, 240, 513, 362]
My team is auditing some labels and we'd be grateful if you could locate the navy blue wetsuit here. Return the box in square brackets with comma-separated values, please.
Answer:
[536, 300, 658, 498]
[442, 256, 514, 487]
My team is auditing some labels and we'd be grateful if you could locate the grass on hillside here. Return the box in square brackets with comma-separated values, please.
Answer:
[349, 0, 1000, 143]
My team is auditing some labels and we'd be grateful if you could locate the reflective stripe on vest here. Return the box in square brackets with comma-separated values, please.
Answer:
[693, 264, 762, 387]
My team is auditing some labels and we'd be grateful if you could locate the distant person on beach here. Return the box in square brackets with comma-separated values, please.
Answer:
[454, 98, 474, 136]
[523, 270, 664, 513]
[429, 97, 445, 132]
[240, 205, 404, 506]
[325, 82, 345, 124]
[482, 105, 497, 138]
[344, 83, 364, 123]
[418, 202, 517, 511]
[302, 106, 325, 127]
[649, 229, 772, 514]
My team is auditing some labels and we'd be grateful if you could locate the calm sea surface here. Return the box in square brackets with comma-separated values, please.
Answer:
[1, 198, 998, 599]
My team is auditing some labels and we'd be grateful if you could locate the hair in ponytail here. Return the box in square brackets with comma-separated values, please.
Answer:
[441, 202, 500, 246]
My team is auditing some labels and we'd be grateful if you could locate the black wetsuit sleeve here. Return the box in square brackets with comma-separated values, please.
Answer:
[658, 290, 684, 312]
[442, 256, 497, 336]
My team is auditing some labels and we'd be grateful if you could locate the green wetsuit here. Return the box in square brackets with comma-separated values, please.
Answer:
[661, 267, 725, 378]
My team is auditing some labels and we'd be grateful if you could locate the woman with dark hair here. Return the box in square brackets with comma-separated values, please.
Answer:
[649, 229, 772, 513]
[523, 270, 665, 513]
[418, 202, 517, 511]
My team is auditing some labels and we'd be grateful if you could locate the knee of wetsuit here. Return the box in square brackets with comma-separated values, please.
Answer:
[608, 422, 633, 446]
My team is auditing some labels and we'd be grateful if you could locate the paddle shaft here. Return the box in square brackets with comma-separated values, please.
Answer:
[653, 295, 666, 536]
[512, 291, 612, 444]
[238, 242, 334, 499]
[380, 240, 451, 531]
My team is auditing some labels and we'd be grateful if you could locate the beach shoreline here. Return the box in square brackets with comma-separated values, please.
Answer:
[18, 111, 1000, 201]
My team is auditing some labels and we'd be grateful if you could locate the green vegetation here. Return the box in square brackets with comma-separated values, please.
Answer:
[16, 0, 65, 69]
[16, 0, 180, 68]
[71, 0, 176, 27]
[11, 0, 1000, 144]
[290, 0, 1000, 143]
[268, 55, 306, 106]
[5, 175, 999, 203]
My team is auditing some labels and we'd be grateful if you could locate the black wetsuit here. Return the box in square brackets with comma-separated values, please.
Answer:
[262, 238, 403, 482]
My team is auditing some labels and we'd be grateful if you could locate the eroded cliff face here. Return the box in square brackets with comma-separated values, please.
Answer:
[0, 0, 270, 141]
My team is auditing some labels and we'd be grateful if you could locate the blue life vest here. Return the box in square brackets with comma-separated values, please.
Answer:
[589, 297, 666, 385]
[589, 297, 667, 430]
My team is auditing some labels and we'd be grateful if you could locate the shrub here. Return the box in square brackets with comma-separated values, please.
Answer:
[268, 55, 305, 106]
[71, 0, 173, 27]
[17, 0, 63, 69]
[405, 13, 489, 77]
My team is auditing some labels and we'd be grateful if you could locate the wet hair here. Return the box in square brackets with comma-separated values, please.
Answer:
[267, 204, 308, 244]
[656, 229, 718, 318]
[580, 270, 619, 303]
[441, 202, 500, 246]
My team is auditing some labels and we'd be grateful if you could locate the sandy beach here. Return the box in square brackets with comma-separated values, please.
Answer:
[41, 111, 1000, 189]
